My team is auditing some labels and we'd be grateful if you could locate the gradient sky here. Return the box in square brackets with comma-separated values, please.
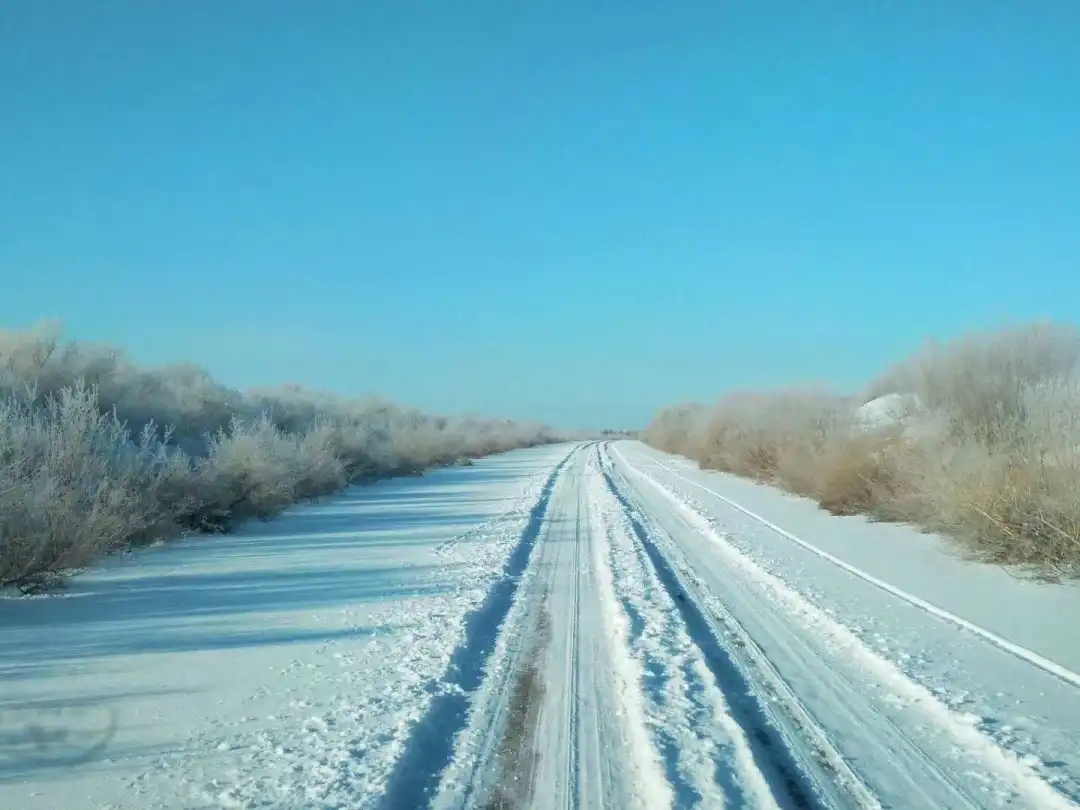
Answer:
[2, 2, 1078, 429]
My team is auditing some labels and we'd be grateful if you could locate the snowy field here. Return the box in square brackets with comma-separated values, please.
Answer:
[3, 441, 1079, 809]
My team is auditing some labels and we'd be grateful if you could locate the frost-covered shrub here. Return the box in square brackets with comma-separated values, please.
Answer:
[865, 323, 1080, 447]
[0, 324, 556, 588]
[644, 323, 1080, 577]
[693, 389, 847, 486]
[0, 322, 248, 449]
[0, 384, 171, 591]
[642, 403, 709, 458]
[903, 375, 1080, 576]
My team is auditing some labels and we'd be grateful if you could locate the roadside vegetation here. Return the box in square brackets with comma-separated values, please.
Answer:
[0, 323, 555, 593]
[644, 323, 1080, 579]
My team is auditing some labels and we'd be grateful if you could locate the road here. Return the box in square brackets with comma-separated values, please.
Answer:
[418, 442, 1080, 810]
[4, 441, 1079, 810]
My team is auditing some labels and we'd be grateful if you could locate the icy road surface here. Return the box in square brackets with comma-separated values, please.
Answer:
[3, 442, 1079, 809]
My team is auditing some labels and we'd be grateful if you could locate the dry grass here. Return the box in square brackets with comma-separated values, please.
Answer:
[908, 447, 1080, 577]
[810, 433, 903, 517]
[644, 323, 1080, 579]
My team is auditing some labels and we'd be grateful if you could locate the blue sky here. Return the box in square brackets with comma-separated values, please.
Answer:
[2, 2, 1078, 429]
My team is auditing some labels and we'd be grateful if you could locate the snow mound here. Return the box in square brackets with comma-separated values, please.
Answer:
[853, 394, 922, 431]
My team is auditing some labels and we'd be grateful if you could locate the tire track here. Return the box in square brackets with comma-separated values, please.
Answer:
[451, 448, 593, 810]
[590, 462, 716, 806]
[564, 479, 583, 810]
[645, 457, 1080, 692]
[597, 444, 838, 810]
[580, 448, 674, 810]
[614, 445, 1077, 810]
[584, 452, 701, 807]
[527, 454, 587, 810]
[429, 444, 602, 810]
[379, 446, 580, 810]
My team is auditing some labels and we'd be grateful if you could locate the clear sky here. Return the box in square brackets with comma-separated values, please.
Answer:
[2, 2, 1078, 429]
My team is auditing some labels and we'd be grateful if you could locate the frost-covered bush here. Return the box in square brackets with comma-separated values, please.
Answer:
[902, 373, 1080, 576]
[698, 389, 847, 485]
[0, 324, 555, 589]
[865, 322, 1080, 447]
[0, 322, 249, 450]
[175, 417, 341, 531]
[642, 403, 710, 458]
[644, 323, 1080, 577]
[0, 384, 175, 591]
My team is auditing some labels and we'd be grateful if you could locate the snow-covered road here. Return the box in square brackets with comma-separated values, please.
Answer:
[3, 441, 1079, 809]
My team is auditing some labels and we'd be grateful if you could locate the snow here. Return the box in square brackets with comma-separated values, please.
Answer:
[622, 443, 1080, 672]
[852, 393, 946, 439]
[434, 444, 675, 809]
[619, 442, 1080, 806]
[646, 453, 1080, 690]
[0, 444, 573, 810]
[591, 452, 787, 809]
[584, 453, 672, 809]
[617, 448, 1076, 808]
[852, 393, 920, 430]
[4, 439, 1079, 810]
